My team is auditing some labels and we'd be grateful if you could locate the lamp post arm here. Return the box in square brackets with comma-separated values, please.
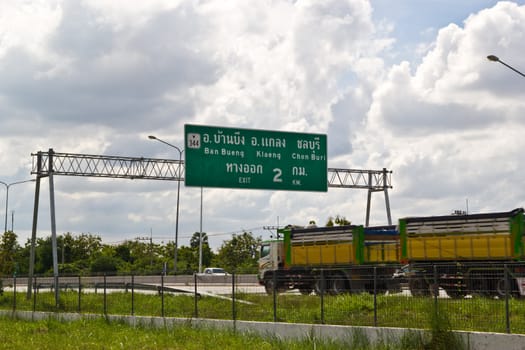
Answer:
[148, 136, 183, 156]
[0, 181, 7, 233]
[0, 179, 36, 233]
[487, 55, 525, 79]
[498, 59, 525, 78]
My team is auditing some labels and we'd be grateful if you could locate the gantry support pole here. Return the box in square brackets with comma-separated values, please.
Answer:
[383, 168, 392, 225]
[27, 152, 42, 300]
[48, 149, 60, 306]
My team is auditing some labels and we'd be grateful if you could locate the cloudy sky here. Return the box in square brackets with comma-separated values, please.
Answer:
[1, 0, 524, 250]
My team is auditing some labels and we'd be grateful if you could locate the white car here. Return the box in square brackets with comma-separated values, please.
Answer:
[202, 267, 228, 276]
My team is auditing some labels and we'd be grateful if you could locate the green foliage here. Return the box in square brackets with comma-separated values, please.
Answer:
[188, 232, 213, 270]
[0, 316, 415, 350]
[214, 231, 261, 273]
[0, 231, 19, 275]
[425, 306, 466, 350]
[90, 255, 119, 273]
[30, 233, 104, 275]
[326, 215, 351, 226]
[1, 229, 266, 276]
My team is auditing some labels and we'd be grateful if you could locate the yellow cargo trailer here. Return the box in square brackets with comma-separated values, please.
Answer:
[399, 208, 525, 297]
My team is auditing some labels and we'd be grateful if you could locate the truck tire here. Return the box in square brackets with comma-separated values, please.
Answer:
[264, 278, 286, 295]
[408, 277, 430, 296]
[443, 287, 466, 298]
[314, 277, 325, 295]
[495, 277, 518, 298]
[468, 274, 491, 297]
[299, 287, 313, 295]
[264, 280, 273, 295]
[329, 273, 349, 295]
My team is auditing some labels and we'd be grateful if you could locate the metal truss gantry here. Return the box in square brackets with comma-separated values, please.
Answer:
[27, 149, 392, 303]
[32, 152, 392, 225]
[31, 150, 184, 181]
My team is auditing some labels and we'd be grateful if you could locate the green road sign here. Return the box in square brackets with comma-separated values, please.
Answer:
[184, 124, 327, 192]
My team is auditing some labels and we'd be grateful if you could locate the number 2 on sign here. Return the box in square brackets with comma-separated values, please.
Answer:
[273, 168, 283, 183]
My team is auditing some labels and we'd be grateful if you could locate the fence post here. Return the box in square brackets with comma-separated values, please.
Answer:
[12, 274, 16, 312]
[131, 274, 135, 316]
[320, 269, 325, 325]
[54, 271, 59, 309]
[232, 273, 236, 330]
[272, 272, 277, 322]
[504, 264, 510, 334]
[194, 273, 198, 318]
[161, 274, 165, 318]
[32, 275, 37, 313]
[373, 267, 377, 327]
[433, 264, 438, 310]
[103, 273, 107, 316]
[78, 275, 81, 313]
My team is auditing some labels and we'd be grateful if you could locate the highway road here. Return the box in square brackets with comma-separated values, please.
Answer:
[1, 274, 265, 295]
[1, 275, 449, 297]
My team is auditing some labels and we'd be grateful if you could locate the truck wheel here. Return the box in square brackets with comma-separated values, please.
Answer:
[264, 279, 275, 295]
[443, 287, 466, 299]
[329, 275, 348, 295]
[495, 277, 517, 298]
[469, 275, 491, 297]
[314, 278, 325, 295]
[265, 278, 287, 295]
[299, 287, 313, 295]
[409, 278, 430, 296]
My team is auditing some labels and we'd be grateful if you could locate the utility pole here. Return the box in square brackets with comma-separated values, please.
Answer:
[136, 229, 154, 268]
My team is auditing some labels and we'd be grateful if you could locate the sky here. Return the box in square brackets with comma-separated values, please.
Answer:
[1, 0, 525, 250]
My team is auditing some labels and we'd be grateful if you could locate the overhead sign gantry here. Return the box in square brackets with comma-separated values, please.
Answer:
[28, 139, 392, 306]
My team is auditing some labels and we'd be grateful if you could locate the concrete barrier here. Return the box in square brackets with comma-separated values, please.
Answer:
[1, 310, 525, 349]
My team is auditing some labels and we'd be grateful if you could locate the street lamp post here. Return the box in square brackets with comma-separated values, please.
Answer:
[487, 55, 525, 78]
[0, 179, 35, 233]
[199, 187, 203, 273]
[148, 135, 184, 274]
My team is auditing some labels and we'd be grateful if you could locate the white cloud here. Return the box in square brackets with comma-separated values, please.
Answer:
[365, 1, 525, 217]
[1, 0, 525, 249]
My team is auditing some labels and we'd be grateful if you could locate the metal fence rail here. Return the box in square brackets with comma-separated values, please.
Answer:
[1, 262, 524, 334]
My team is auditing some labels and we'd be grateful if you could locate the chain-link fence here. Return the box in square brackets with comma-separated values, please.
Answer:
[1, 262, 524, 334]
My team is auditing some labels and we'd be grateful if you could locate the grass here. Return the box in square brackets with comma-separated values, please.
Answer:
[0, 316, 438, 350]
[1, 289, 524, 334]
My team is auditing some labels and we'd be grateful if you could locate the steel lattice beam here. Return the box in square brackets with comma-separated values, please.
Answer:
[31, 151, 183, 181]
[327, 168, 392, 190]
[32, 151, 391, 191]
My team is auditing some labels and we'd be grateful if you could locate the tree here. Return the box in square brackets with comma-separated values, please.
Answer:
[31, 233, 104, 274]
[188, 232, 213, 271]
[190, 232, 208, 249]
[177, 246, 197, 273]
[214, 232, 261, 273]
[35, 236, 54, 274]
[0, 231, 19, 275]
[90, 255, 119, 273]
[120, 238, 164, 273]
[326, 215, 351, 226]
[114, 243, 132, 263]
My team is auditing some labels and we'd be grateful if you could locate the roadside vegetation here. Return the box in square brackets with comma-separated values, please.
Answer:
[0, 290, 523, 334]
[0, 312, 464, 350]
[0, 230, 262, 276]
